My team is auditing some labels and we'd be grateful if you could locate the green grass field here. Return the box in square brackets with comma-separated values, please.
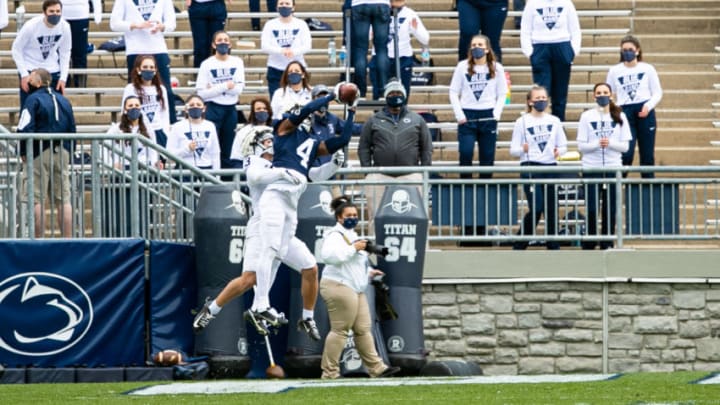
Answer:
[2, 371, 720, 404]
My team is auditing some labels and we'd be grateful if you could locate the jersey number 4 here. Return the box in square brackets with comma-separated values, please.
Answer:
[296, 138, 314, 169]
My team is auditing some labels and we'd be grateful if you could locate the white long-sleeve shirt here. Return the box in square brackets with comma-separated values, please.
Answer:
[387, 6, 429, 58]
[520, 0, 581, 58]
[122, 83, 171, 135]
[576, 108, 631, 168]
[12, 15, 72, 80]
[63, 0, 102, 23]
[261, 17, 312, 71]
[320, 223, 372, 293]
[606, 62, 663, 110]
[196, 55, 245, 106]
[449, 60, 508, 121]
[352, 0, 389, 5]
[0, 0, 9, 30]
[110, 0, 176, 55]
[510, 113, 568, 164]
[166, 118, 221, 170]
[103, 122, 160, 168]
[270, 86, 312, 120]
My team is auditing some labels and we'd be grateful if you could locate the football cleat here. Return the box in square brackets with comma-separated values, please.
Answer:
[298, 318, 321, 341]
[192, 297, 215, 334]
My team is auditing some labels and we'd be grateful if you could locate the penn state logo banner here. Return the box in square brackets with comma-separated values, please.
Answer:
[0, 239, 145, 367]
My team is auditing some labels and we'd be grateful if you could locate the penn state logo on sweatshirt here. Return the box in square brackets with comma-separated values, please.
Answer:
[387, 17, 407, 43]
[210, 67, 237, 85]
[617, 73, 645, 101]
[526, 124, 554, 153]
[272, 28, 300, 48]
[140, 94, 161, 123]
[37, 35, 62, 59]
[184, 130, 211, 158]
[589, 120, 617, 138]
[133, 0, 158, 21]
[465, 72, 491, 101]
[536, 7, 564, 30]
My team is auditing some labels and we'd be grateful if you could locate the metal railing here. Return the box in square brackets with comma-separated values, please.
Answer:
[1, 130, 718, 246]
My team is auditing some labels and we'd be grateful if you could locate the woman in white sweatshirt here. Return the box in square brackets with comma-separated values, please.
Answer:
[606, 35, 663, 178]
[576, 83, 631, 250]
[270, 61, 312, 120]
[122, 55, 172, 148]
[166, 94, 221, 171]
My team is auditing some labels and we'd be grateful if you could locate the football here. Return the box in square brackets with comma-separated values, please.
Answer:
[153, 349, 183, 366]
[337, 82, 359, 105]
[266, 364, 285, 379]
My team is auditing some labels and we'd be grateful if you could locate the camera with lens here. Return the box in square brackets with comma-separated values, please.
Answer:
[364, 240, 389, 257]
[371, 274, 390, 293]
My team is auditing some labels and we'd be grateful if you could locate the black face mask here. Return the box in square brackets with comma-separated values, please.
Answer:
[28, 84, 42, 94]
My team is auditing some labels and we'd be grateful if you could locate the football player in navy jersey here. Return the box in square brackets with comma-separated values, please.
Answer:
[247, 83, 358, 333]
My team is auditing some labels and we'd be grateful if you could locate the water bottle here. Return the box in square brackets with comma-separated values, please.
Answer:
[328, 38, 337, 67]
[338, 46, 347, 68]
[505, 71, 512, 105]
[420, 48, 430, 67]
[16, 4, 26, 31]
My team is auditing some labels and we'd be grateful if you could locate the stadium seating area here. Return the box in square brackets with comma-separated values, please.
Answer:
[0, 0, 717, 169]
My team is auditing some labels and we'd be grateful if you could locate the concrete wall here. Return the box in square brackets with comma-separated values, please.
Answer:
[419, 250, 720, 374]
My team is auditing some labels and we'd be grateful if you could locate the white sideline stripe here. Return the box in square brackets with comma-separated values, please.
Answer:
[696, 373, 720, 384]
[126, 374, 620, 396]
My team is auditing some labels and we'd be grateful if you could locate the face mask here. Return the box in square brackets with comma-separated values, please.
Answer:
[215, 43, 231, 55]
[532, 100, 548, 112]
[386, 95, 405, 108]
[46, 14, 61, 26]
[342, 217, 358, 230]
[188, 107, 204, 119]
[126, 108, 142, 121]
[140, 70, 155, 82]
[254, 111, 269, 124]
[317, 102, 328, 114]
[621, 50, 636, 62]
[596, 95, 611, 107]
[28, 84, 42, 94]
[287, 72, 303, 85]
[471, 47, 486, 59]
[278, 6, 293, 17]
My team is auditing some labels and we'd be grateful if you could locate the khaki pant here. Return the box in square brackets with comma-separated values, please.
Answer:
[319, 278, 386, 379]
[22, 147, 72, 205]
[364, 172, 423, 235]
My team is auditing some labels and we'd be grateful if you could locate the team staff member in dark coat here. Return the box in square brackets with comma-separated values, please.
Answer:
[17, 68, 77, 238]
[358, 79, 432, 228]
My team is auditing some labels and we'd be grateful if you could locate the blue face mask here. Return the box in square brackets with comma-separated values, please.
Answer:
[471, 47, 486, 59]
[254, 111, 269, 124]
[532, 100, 548, 112]
[287, 72, 303, 85]
[188, 107, 204, 119]
[215, 43, 231, 55]
[126, 108, 142, 121]
[140, 70, 155, 82]
[621, 50, 636, 62]
[278, 6, 293, 17]
[342, 217, 358, 230]
[596, 95, 611, 107]
[386, 95, 405, 108]
[46, 14, 61, 26]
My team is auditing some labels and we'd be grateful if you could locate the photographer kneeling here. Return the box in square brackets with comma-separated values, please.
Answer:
[319, 196, 401, 379]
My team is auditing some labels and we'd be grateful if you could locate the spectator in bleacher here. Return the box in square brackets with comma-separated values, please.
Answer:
[351, 0, 391, 99]
[110, 0, 177, 123]
[17, 68, 76, 238]
[370, 0, 429, 100]
[229, 97, 273, 165]
[576, 83, 631, 250]
[270, 61, 312, 120]
[64, 0, 102, 88]
[105, 95, 164, 170]
[250, 0, 278, 31]
[449, 34, 507, 179]
[123, 55, 172, 149]
[510, 85, 567, 250]
[12, 0, 71, 108]
[606, 35, 663, 179]
[520, 0, 581, 122]
[260, 0, 312, 98]
[359, 79, 432, 231]
[456, 0, 508, 63]
[187, 0, 228, 67]
[308, 84, 362, 169]
[196, 30, 246, 168]
[166, 94, 221, 170]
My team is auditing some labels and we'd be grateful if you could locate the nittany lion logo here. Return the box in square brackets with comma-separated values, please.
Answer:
[0, 273, 93, 356]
